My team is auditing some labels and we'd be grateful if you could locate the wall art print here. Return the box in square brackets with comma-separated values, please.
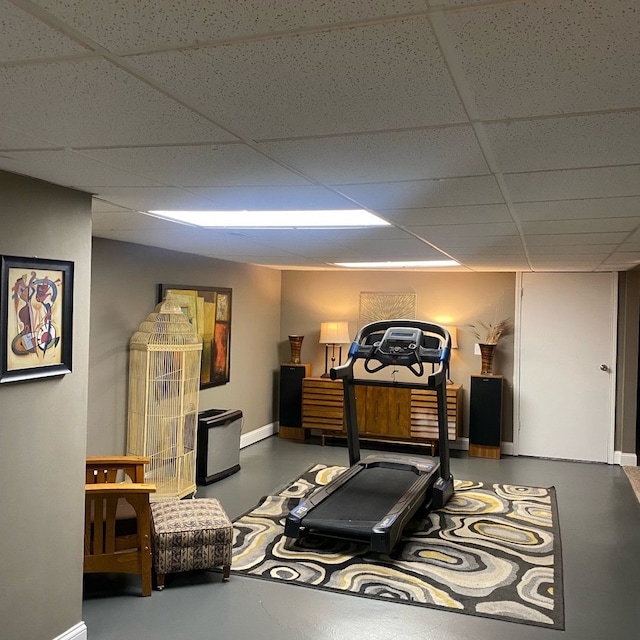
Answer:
[158, 284, 232, 388]
[359, 291, 417, 328]
[1, 255, 74, 383]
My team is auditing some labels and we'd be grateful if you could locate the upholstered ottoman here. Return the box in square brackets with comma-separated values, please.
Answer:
[150, 498, 233, 589]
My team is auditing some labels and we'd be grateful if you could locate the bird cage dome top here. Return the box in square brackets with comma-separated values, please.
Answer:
[130, 295, 203, 349]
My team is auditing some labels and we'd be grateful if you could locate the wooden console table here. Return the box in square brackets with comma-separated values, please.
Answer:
[301, 377, 462, 449]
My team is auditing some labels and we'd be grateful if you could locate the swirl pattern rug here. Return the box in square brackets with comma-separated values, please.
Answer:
[232, 464, 564, 629]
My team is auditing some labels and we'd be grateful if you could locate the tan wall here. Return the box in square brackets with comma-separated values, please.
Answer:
[88, 238, 282, 455]
[280, 270, 516, 441]
[0, 171, 92, 640]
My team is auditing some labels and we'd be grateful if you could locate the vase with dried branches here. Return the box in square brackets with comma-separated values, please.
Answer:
[469, 319, 512, 374]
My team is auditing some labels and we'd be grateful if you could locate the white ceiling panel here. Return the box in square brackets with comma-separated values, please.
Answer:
[503, 166, 640, 203]
[0, 58, 236, 147]
[338, 176, 504, 210]
[34, 0, 427, 53]
[521, 217, 640, 235]
[128, 18, 467, 139]
[0, 0, 88, 61]
[485, 112, 640, 173]
[93, 211, 187, 231]
[513, 197, 640, 222]
[259, 127, 489, 184]
[3, 0, 640, 272]
[380, 204, 513, 227]
[0, 124, 58, 150]
[0, 149, 161, 189]
[429, 235, 523, 249]
[334, 236, 446, 257]
[444, 0, 640, 120]
[81, 145, 310, 187]
[89, 187, 218, 211]
[410, 222, 518, 240]
[188, 185, 359, 210]
[525, 232, 628, 246]
[526, 244, 620, 256]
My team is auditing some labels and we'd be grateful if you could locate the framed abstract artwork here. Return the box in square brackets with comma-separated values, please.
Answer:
[158, 284, 232, 388]
[1, 255, 74, 383]
[359, 292, 417, 328]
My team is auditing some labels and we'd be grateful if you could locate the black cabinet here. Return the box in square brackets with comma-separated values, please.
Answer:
[279, 364, 311, 439]
[469, 374, 503, 459]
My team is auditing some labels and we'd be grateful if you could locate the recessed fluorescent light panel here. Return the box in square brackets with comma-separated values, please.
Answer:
[333, 260, 460, 268]
[146, 209, 390, 228]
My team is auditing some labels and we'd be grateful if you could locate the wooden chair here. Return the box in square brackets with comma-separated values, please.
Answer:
[84, 456, 156, 596]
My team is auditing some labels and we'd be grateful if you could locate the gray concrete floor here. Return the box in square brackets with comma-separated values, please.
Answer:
[83, 436, 640, 639]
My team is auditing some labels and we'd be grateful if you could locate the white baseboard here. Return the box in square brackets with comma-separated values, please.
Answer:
[615, 451, 638, 466]
[53, 622, 86, 640]
[240, 422, 278, 449]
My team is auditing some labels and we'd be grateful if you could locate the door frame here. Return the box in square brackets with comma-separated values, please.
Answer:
[513, 271, 618, 464]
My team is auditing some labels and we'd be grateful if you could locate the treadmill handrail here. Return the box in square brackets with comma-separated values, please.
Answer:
[330, 319, 451, 389]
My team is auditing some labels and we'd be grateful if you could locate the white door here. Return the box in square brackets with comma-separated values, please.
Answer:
[516, 272, 617, 462]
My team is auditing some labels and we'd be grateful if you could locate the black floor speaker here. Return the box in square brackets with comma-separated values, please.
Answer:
[469, 374, 503, 458]
[279, 364, 311, 438]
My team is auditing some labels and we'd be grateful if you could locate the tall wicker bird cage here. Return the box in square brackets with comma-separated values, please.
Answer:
[127, 296, 203, 500]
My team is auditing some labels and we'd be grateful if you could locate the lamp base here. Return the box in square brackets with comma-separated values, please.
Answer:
[320, 372, 331, 378]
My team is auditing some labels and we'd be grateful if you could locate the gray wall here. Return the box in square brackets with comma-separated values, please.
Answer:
[0, 171, 92, 640]
[280, 270, 516, 441]
[88, 238, 282, 455]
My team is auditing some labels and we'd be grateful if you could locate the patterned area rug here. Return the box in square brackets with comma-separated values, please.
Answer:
[232, 464, 564, 629]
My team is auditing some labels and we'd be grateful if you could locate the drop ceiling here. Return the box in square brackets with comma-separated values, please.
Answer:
[1, 0, 639, 272]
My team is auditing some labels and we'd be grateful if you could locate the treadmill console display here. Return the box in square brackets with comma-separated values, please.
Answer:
[377, 327, 423, 357]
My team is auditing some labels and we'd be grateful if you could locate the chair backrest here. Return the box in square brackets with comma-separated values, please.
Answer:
[84, 456, 156, 596]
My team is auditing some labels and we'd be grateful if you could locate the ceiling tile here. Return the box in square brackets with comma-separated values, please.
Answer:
[338, 176, 503, 210]
[0, 0, 88, 62]
[0, 149, 161, 189]
[189, 185, 357, 209]
[503, 166, 640, 202]
[526, 244, 619, 256]
[35, 0, 427, 53]
[513, 197, 640, 222]
[380, 204, 512, 227]
[525, 232, 628, 246]
[444, 0, 640, 119]
[89, 187, 218, 211]
[82, 145, 310, 187]
[0, 124, 58, 150]
[410, 222, 518, 240]
[429, 235, 523, 249]
[0, 58, 236, 148]
[484, 112, 640, 173]
[128, 18, 467, 138]
[259, 127, 489, 184]
[522, 217, 640, 235]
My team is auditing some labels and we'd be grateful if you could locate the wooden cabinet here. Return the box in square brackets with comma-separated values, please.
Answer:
[301, 377, 461, 447]
[410, 384, 462, 441]
[301, 378, 345, 432]
[363, 386, 411, 438]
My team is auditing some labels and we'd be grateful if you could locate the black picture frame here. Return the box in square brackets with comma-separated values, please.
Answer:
[158, 284, 232, 389]
[1, 255, 74, 384]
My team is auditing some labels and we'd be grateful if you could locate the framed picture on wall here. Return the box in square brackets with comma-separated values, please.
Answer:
[1, 255, 74, 384]
[158, 284, 232, 388]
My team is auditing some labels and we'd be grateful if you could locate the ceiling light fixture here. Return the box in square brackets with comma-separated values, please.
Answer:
[146, 209, 390, 228]
[333, 260, 460, 268]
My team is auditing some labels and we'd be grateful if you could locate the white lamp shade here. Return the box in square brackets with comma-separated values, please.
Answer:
[444, 326, 458, 348]
[319, 321, 350, 344]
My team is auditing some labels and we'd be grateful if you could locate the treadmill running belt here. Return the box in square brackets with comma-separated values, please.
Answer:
[302, 466, 424, 535]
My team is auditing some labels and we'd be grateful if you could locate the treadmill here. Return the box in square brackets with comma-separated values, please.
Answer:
[284, 319, 454, 554]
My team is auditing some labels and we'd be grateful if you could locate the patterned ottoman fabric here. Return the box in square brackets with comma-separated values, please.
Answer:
[150, 498, 232, 588]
